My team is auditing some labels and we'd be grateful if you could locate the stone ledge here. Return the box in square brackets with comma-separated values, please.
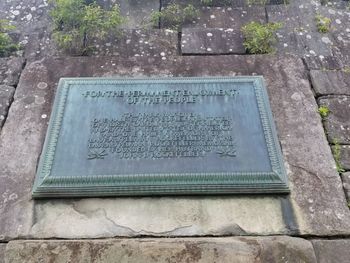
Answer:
[4, 236, 317, 263]
[310, 70, 350, 97]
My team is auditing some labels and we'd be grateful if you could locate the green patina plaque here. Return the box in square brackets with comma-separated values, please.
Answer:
[32, 77, 289, 198]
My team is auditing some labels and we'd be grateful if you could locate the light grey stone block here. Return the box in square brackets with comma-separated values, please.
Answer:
[4, 237, 317, 263]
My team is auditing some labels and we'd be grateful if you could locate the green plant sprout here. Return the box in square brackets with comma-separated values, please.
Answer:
[318, 106, 330, 119]
[50, 0, 124, 55]
[0, 20, 20, 57]
[150, 3, 199, 30]
[246, 0, 268, 5]
[241, 21, 282, 54]
[201, 0, 213, 5]
[315, 14, 331, 33]
[343, 66, 350, 73]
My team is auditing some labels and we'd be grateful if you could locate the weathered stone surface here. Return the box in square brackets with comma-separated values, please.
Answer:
[0, 0, 160, 59]
[0, 57, 25, 86]
[303, 55, 343, 71]
[181, 28, 245, 54]
[0, 244, 6, 263]
[1, 55, 349, 240]
[318, 96, 350, 144]
[318, 5, 350, 67]
[267, 3, 334, 57]
[174, 6, 265, 54]
[5, 237, 317, 263]
[331, 145, 350, 171]
[0, 85, 15, 129]
[312, 239, 350, 263]
[341, 172, 350, 200]
[181, 6, 266, 29]
[26, 29, 179, 58]
[93, 29, 178, 57]
[310, 70, 350, 96]
[0, 0, 52, 60]
[163, 0, 287, 8]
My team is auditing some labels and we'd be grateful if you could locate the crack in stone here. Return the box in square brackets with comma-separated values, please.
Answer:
[289, 163, 324, 183]
[69, 201, 195, 237]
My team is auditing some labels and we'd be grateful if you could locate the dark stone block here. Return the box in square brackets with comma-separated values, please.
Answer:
[0, 85, 15, 129]
[267, 4, 333, 57]
[318, 96, 350, 144]
[304, 56, 343, 70]
[93, 29, 179, 57]
[159, 6, 266, 30]
[331, 145, 350, 171]
[341, 172, 350, 200]
[181, 28, 245, 54]
[312, 239, 350, 263]
[0, 57, 25, 86]
[163, 0, 288, 8]
[310, 70, 350, 96]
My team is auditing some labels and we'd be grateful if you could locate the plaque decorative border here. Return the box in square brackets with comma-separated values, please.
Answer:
[32, 77, 289, 198]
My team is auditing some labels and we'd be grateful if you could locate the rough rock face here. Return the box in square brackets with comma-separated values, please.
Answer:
[312, 239, 350, 263]
[310, 70, 350, 96]
[333, 145, 350, 171]
[0, 85, 15, 129]
[0, 244, 5, 263]
[181, 28, 245, 54]
[0, 57, 25, 87]
[341, 172, 350, 200]
[318, 96, 350, 144]
[4, 237, 317, 263]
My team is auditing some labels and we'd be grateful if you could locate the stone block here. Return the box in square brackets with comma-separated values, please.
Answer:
[4, 237, 317, 263]
[181, 28, 245, 54]
[93, 29, 178, 57]
[163, 0, 288, 8]
[331, 145, 350, 171]
[312, 239, 350, 263]
[160, 6, 266, 29]
[317, 5, 350, 67]
[341, 172, 350, 200]
[1, 55, 349, 241]
[0, 0, 52, 60]
[303, 56, 343, 71]
[318, 96, 350, 144]
[0, 85, 15, 129]
[0, 57, 24, 87]
[310, 70, 350, 96]
[0, 0, 160, 59]
[267, 4, 333, 57]
[0, 243, 5, 263]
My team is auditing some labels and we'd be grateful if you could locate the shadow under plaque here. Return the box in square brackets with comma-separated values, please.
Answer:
[32, 77, 289, 198]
